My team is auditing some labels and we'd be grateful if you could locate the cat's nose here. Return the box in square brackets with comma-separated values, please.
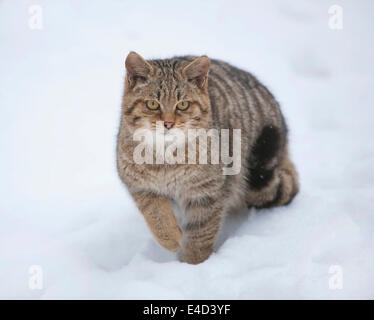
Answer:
[164, 121, 174, 129]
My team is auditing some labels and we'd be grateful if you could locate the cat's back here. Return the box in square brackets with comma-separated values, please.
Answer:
[208, 58, 284, 133]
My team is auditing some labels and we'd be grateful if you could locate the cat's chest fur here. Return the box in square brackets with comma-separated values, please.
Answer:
[130, 163, 193, 197]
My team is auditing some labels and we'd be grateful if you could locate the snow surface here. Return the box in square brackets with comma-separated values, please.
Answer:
[0, 0, 373, 299]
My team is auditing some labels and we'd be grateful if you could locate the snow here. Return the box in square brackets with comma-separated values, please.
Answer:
[0, 0, 373, 299]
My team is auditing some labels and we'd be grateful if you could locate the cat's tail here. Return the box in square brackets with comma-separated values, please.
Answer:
[245, 126, 299, 209]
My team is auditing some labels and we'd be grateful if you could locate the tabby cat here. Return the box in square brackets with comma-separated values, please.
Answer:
[116, 52, 299, 264]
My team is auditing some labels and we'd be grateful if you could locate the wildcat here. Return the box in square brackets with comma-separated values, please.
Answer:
[116, 52, 299, 264]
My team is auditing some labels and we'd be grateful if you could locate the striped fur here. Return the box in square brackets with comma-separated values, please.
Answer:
[117, 52, 299, 264]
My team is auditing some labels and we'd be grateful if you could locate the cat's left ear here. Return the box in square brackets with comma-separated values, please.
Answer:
[182, 56, 210, 88]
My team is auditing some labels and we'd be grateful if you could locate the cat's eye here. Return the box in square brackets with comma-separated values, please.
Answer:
[176, 101, 190, 111]
[146, 100, 160, 110]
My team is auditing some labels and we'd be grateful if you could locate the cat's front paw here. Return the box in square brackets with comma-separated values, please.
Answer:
[157, 227, 182, 253]
[180, 244, 213, 265]
[159, 238, 181, 253]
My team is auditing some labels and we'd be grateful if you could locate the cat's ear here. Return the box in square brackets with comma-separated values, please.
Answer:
[125, 51, 153, 85]
[182, 56, 210, 88]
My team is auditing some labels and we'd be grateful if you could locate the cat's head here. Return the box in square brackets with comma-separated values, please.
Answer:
[122, 52, 211, 134]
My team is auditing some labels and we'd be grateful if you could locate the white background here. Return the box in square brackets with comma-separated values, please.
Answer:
[0, 0, 373, 299]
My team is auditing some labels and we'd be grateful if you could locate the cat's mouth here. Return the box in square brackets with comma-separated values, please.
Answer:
[149, 122, 187, 134]
[157, 127, 186, 145]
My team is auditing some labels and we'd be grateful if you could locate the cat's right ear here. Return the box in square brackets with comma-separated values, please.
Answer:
[125, 52, 153, 86]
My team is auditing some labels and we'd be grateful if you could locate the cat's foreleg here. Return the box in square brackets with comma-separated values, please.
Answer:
[131, 192, 182, 252]
[180, 196, 224, 264]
